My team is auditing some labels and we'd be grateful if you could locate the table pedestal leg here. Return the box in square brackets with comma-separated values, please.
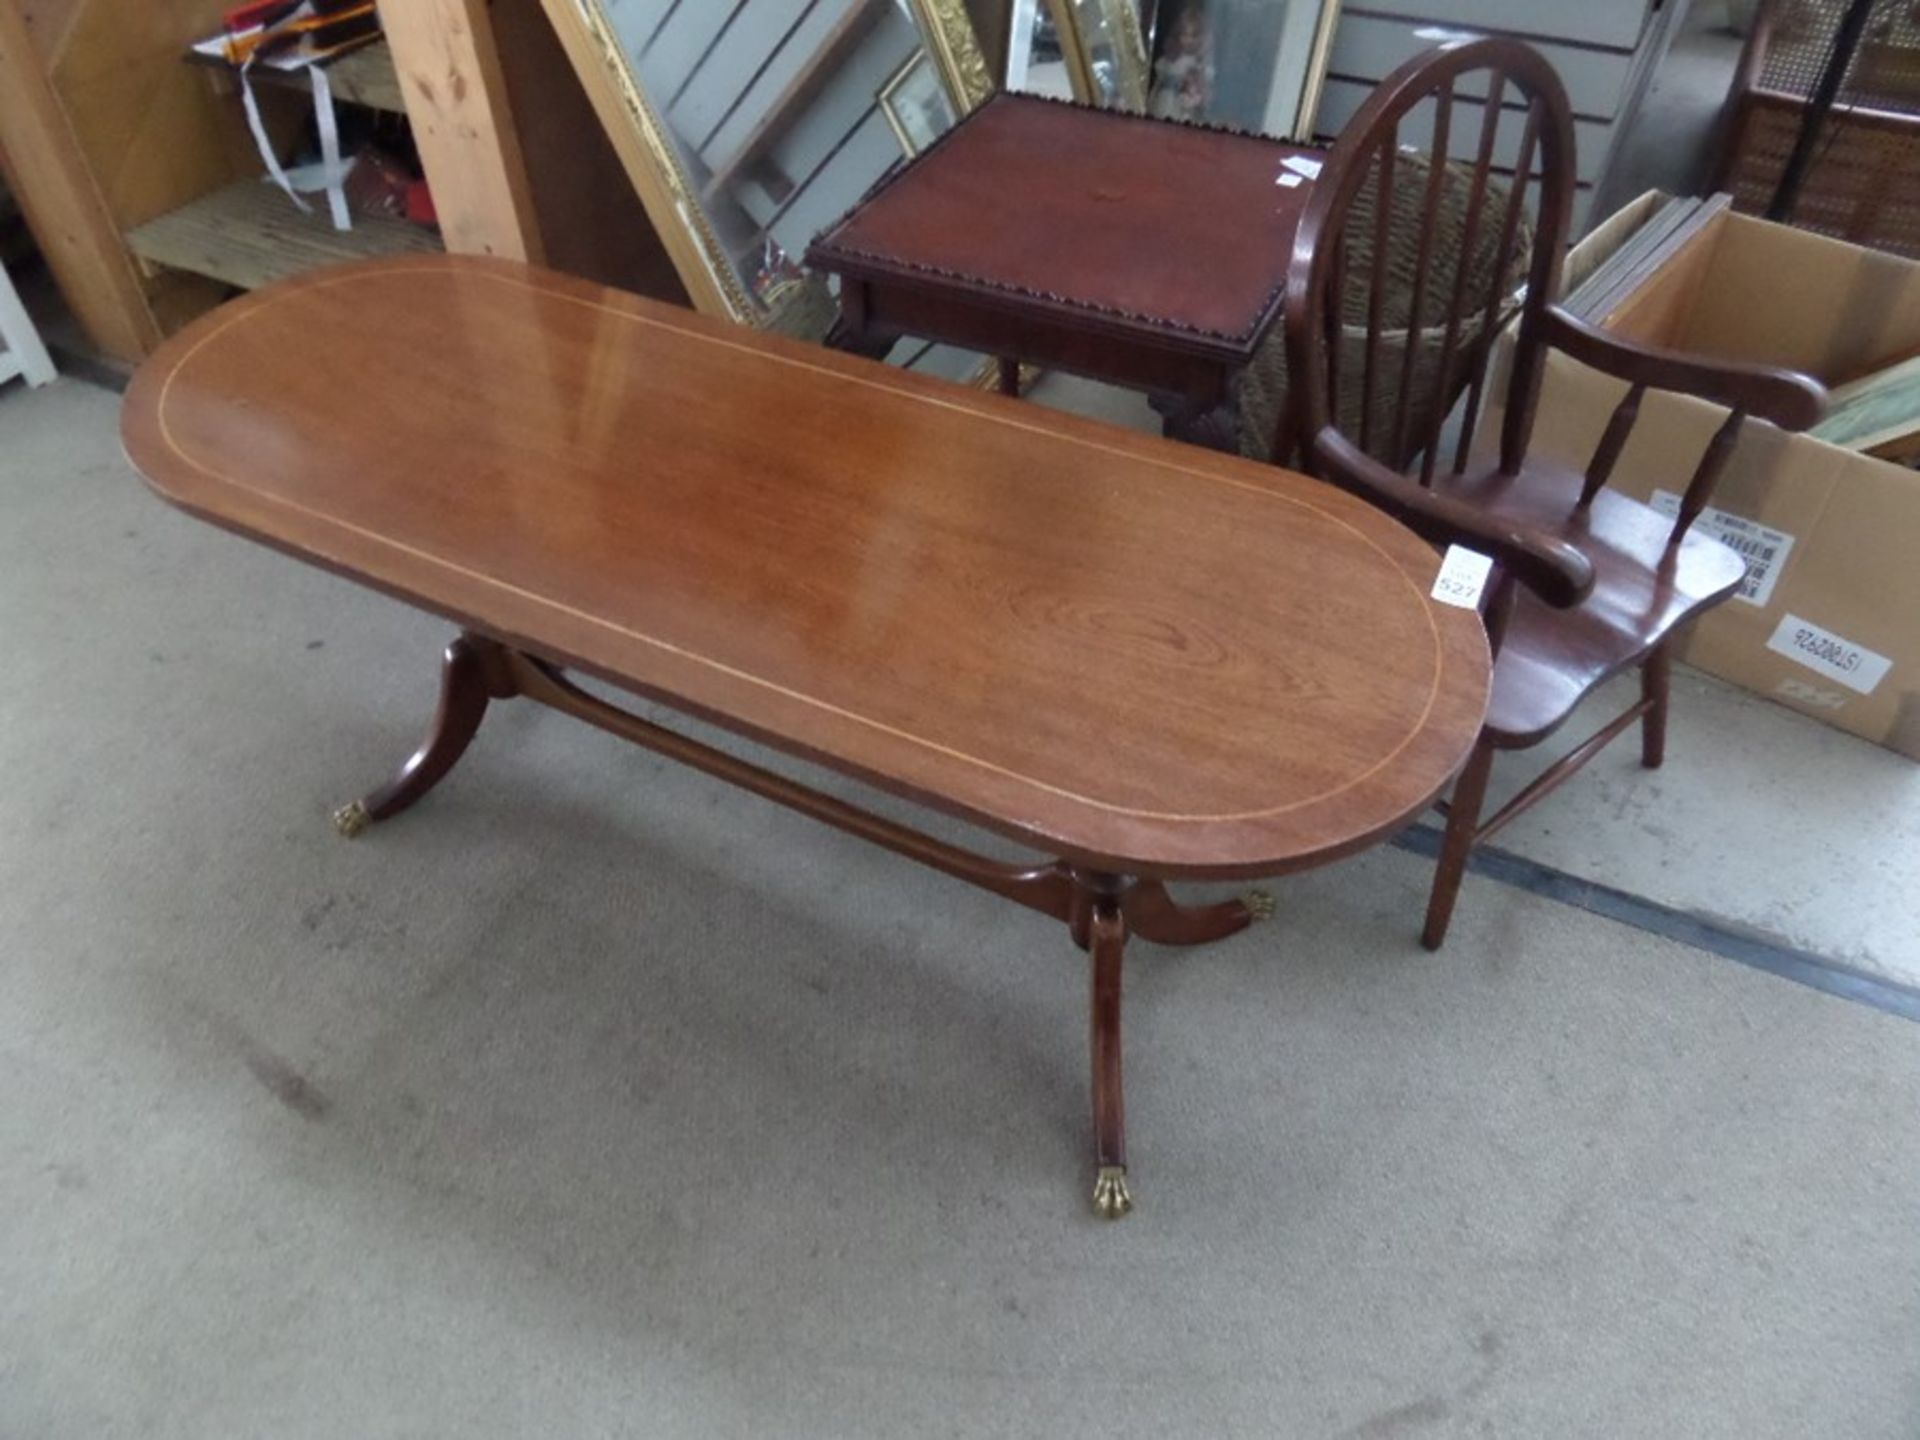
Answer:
[330, 635, 1274, 1220]
[1124, 880, 1274, 945]
[1072, 870, 1271, 1218]
[1152, 392, 1242, 453]
[332, 632, 513, 836]
[1086, 891, 1133, 1220]
[823, 316, 898, 363]
[1068, 884, 1093, 950]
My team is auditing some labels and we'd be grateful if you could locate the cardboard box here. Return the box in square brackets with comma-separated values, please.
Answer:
[1498, 204, 1920, 760]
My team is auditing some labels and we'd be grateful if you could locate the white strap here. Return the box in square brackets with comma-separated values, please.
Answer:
[239, 52, 355, 231]
[310, 64, 352, 232]
[241, 54, 314, 216]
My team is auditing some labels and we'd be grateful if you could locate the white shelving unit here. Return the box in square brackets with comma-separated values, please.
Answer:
[0, 255, 55, 389]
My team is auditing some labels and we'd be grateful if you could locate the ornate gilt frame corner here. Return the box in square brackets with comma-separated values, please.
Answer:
[907, 0, 997, 114]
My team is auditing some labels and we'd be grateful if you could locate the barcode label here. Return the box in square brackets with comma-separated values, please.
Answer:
[1650, 490, 1795, 607]
[1765, 613, 1892, 696]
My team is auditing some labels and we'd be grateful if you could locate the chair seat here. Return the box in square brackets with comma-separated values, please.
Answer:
[1437, 457, 1748, 747]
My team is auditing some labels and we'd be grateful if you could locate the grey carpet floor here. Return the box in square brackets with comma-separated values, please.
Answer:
[3, 380, 1917, 1437]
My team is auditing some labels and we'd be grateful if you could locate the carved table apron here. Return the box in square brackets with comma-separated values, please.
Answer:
[121, 255, 1489, 1218]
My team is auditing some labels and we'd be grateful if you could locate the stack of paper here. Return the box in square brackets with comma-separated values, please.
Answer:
[1810, 353, 1920, 458]
[1561, 194, 1731, 325]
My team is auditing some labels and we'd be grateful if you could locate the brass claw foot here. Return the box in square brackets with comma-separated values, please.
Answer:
[1241, 888, 1276, 922]
[331, 800, 371, 838]
[1092, 1165, 1133, 1220]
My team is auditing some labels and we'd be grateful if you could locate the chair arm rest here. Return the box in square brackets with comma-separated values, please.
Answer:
[1309, 428, 1596, 609]
[1543, 306, 1827, 431]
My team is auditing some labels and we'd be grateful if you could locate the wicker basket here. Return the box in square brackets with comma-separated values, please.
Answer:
[1722, 95, 1920, 260]
[1717, 0, 1920, 261]
[1236, 149, 1533, 464]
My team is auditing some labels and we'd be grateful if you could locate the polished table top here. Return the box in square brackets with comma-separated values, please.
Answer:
[808, 93, 1321, 362]
[122, 256, 1488, 878]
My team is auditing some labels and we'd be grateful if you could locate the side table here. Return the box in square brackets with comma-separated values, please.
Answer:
[807, 93, 1321, 451]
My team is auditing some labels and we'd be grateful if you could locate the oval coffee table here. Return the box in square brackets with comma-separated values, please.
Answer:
[122, 255, 1490, 1217]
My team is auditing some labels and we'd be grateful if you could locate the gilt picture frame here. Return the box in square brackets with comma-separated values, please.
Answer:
[1044, 0, 1153, 111]
[536, 0, 995, 327]
[879, 49, 957, 158]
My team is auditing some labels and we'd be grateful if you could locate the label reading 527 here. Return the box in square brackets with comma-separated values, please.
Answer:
[1431, 545, 1494, 609]
[1764, 613, 1893, 696]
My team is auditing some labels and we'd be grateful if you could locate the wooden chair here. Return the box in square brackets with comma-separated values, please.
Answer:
[1282, 38, 1827, 948]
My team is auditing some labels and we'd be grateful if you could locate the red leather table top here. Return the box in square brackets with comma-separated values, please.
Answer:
[807, 93, 1322, 362]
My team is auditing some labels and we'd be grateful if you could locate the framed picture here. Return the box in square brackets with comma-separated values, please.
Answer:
[880, 50, 958, 159]
[1148, 0, 1340, 139]
[1044, 0, 1152, 110]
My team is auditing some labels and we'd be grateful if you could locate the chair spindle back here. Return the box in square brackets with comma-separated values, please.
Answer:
[1286, 39, 1576, 484]
[1284, 38, 1826, 594]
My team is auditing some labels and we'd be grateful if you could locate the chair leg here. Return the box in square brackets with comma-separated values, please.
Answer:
[1641, 643, 1672, 769]
[1423, 736, 1496, 951]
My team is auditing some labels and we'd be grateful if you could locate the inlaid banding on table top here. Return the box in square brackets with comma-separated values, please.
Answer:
[135, 259, 1481, 842]
[151, 262, 1383, 539]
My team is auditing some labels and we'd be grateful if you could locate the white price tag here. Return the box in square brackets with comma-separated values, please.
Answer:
[1282, 155, 1324, 180]
[1649, 489, 1795, 607]
[1276, 173, 1305, 188]
[1765, 613, 1892, 696]
[1431, 545, 1494, 609]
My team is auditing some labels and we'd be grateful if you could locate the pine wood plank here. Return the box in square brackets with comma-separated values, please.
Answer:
[191, 40, 409, 115]
[126, 178, 440, 291]
[304, 39, 405, 112]
[381, 0, 543, 262]
[0, 0, 160, 359]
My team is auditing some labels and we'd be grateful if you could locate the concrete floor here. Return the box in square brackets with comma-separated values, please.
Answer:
[4, 375, 1919, 1436]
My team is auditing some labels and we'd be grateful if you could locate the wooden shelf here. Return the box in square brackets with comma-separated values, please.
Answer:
[310, 40, 407, 113]
[126, 179, 441, 291]
[188, 39, 408, 115]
